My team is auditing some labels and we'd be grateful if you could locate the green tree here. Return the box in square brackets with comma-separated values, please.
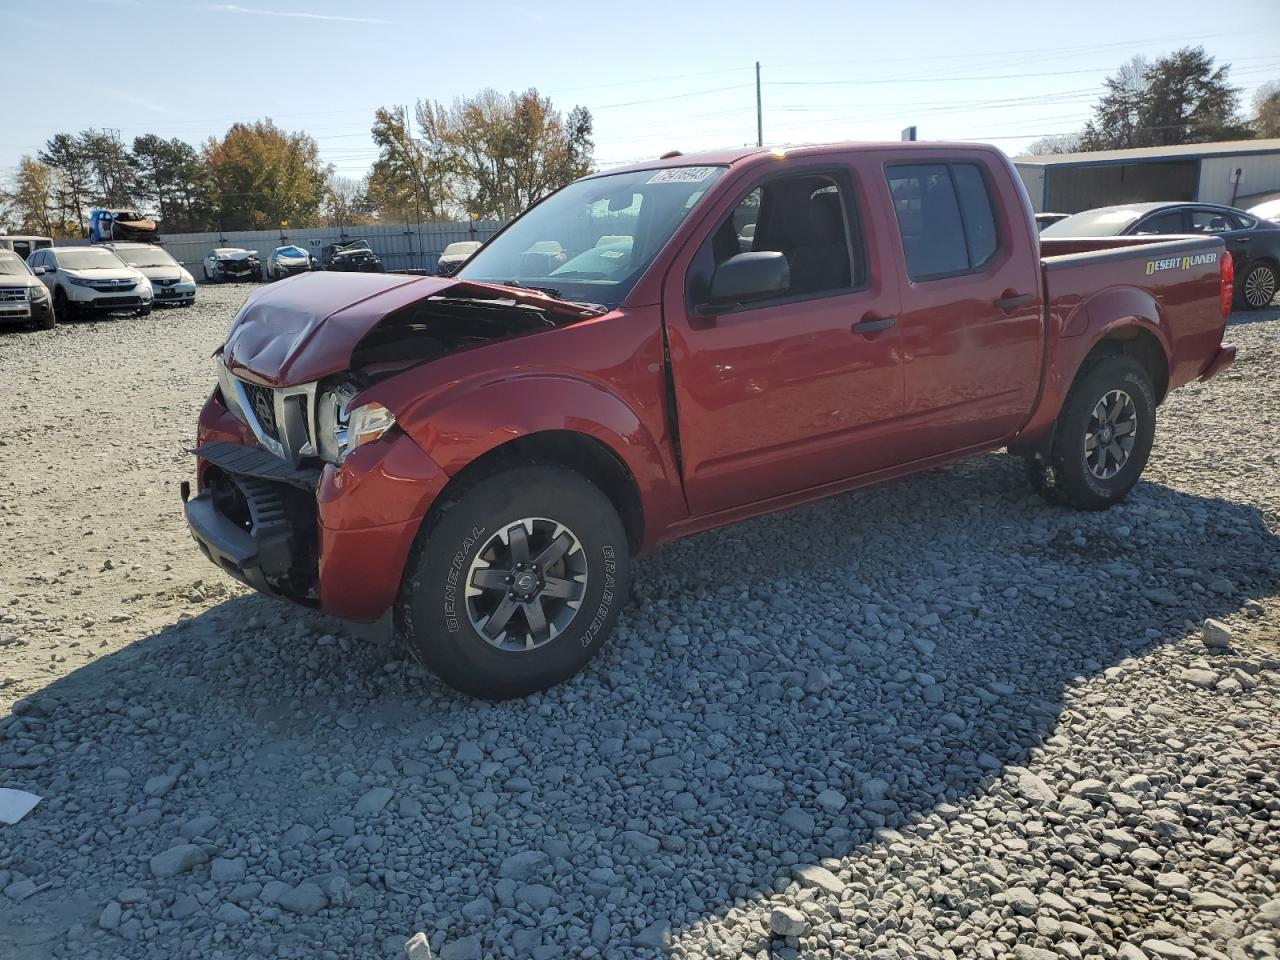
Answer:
[323, 172, 375, 230]
[38, 133, 94, 236]
[1253, 81, 1280, 138]
[1081, 48, 1252, 149]
[132, 135, 217, 232]
[79, 129, 138, 207]
[203, 120, 328, 230]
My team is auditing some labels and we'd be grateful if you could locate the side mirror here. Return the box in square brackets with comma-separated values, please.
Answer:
[702, 251, 789, 312]
[33, 266, 47, 276]
[44, 264, 56, 273]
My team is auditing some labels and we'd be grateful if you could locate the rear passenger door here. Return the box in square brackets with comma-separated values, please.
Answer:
[881, 156, 1044, 456]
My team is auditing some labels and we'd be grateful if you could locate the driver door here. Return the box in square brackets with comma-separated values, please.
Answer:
[663, 161, 906, 517]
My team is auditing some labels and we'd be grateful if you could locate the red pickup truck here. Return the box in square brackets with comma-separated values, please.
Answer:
[184, 142, 1236, 698]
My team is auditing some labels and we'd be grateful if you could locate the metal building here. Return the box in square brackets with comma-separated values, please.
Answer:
[1013, 139, 1280, 214]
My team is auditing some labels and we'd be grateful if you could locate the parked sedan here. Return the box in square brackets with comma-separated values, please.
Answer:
[436, 240, 481, 276]
[267, 245, 316, 281]
[101, 242, 196, 307]
[1042, 202, 1280, 309]
[203, 248, 262, 282]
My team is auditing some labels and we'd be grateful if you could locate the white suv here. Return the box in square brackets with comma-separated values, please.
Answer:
[29, 246, 153, 319]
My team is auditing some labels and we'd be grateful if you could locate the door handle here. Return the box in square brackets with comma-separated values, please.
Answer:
[852, 315, 896, 334]
[995, 293, 1034, 311]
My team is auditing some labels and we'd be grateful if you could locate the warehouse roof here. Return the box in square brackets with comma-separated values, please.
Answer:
[1013, 138, 1280, 167]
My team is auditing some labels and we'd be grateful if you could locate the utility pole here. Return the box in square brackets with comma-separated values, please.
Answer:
[755, 61, 763, 147]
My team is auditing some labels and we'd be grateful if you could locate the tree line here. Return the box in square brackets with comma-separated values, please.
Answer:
[0, 88, 593, 238]
[1028, 47, 1279, 155]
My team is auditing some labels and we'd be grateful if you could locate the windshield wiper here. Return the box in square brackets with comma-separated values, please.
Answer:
[501, 279, 563, 299]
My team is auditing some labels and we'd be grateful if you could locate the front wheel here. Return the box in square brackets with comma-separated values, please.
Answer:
[1238, 261, 1277, 310]
[1025, 354, 1156, 511]
[53, 287, 75, 322]
[396, 465, 631, 699]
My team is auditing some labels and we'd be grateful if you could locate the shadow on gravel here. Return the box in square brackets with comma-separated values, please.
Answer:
[3, 453, 1278, 958]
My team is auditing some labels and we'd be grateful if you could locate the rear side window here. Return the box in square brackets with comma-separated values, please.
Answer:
[886, 162, 1001, 280]
[1136, 211, 1186, 235]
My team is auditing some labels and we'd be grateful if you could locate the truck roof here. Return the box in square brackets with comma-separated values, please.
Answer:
[595, 141, 1004, 178]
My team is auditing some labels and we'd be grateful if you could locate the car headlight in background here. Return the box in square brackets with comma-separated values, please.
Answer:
[317, 383, 395, 463]
[179, 269, 194, 284]
[29, 285, 49, 301]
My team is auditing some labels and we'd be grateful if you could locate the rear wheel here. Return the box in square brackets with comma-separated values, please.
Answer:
[396, 465, 631, 699]
[1238, 260, 1277, 310]
[1025, 354, 1156, 511]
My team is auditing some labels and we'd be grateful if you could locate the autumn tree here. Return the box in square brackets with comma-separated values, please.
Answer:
[203, 120, 328, 230]
[79, 129, 138, 207]
[1254, 81, 1280, 138]
[368, 89, 593, 223]
[132, 135, 218, 232]
[0, 156, 67, 236]
[1080, 48, 1252, 150]
[366, 106, 453, 223]
[323, 172, 375, 230]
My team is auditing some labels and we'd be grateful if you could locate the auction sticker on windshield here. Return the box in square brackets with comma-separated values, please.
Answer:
[647, 167, 718, 184]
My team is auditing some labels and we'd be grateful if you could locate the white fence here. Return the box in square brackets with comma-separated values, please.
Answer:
[58, 221, 502, 281]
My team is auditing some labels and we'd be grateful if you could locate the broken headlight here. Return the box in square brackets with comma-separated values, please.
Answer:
[317, 382, 396, 464]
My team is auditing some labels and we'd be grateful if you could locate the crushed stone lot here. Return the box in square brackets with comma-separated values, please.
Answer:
[1, 283, 1278, 960]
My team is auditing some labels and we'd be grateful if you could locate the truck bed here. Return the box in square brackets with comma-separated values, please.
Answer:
[1040, 233, 1229, 393]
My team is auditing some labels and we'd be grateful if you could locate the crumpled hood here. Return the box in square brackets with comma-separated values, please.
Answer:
[217, 250, 258, 261]
[222, 271, 597, 387]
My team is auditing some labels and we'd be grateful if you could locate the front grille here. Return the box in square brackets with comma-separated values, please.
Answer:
[154, 278, 178, 287]
[90, 281, 137, 292]
[0, 288, 29, 302]
[93, 295, 143, 307]
[243, 383, 279, 441]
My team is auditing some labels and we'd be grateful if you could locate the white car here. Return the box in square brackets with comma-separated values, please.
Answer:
[27, 246, 153, 319]
[436, 240, 482, 276]
[1248, 197, 1280, 224]
[266, 245, 314, 281]
[101, 242, 196, 307]
[203, 248, 262, 282]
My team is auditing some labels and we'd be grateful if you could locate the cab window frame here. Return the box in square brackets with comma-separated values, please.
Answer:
[685, 164, 869, 315]
[884, 159, 1004, 283]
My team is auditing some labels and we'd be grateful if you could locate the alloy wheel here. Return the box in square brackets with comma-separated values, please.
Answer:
[1084, 389, 1138, 480]
[465, 518, 588, 652]
[1244, 265, 1277, 308]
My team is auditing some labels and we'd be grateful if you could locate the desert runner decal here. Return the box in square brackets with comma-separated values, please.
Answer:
[1146, 251, 1218, 275]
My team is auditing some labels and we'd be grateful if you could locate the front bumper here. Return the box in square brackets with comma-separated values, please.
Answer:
[186, 392, 450, 621]
[153, 281, 196, 304]
[0, 293, 52, 323]
[218, 261, 261, 280]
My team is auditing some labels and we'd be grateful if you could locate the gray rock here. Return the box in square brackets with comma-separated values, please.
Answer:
[440, 935, 481, 960]
[498, 851, 548, 880]
[149, 844, 207, 878]
[277, 882, 327, 916]
[143, 774, 177, 797]
[215, 902, 249, 925]
[861, 777, 890, 802]
[632, 919, 672, 951]
[1201, 618, 1232, 648]
[780, 807, 815, 835]
[793, 863, 845, 897]
[815, 789, 846, 813]
[769, 905, 808, 937]
[516, 883, 554, 912]
[353, 786, 394, 816]
[210, 857, 246, 883]
[99, 901, 122, 930]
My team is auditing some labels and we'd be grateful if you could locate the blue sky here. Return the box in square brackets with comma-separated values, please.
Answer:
[3, 0, 1278, 184]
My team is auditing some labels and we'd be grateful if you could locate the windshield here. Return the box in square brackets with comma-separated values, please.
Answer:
[334, 240, 371, 253]
[1041, 207, 1146, 238]
[458, 165, 728, 307]
[57, 249, 127, 270]
[118, 247, 177, 268]
[0, 253, 31, 277]
[276, 246, 308, 258]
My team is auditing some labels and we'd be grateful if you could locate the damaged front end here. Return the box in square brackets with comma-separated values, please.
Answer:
[186, 273, 602, 616]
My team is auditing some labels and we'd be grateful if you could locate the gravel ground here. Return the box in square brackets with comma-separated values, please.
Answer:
[1, 285, 1278, 960]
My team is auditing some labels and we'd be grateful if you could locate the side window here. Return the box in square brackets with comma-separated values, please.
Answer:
[885, 162, 1001, 280]
[15, 241, 32, 261]
[1134, 211, 1185, 234]
[702, 173, 860, 300]
[1188, 209, 1240, 233]
[28, 249, 44, 268]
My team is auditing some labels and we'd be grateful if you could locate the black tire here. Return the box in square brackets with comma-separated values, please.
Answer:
[1025, 354, 1156, 511]
[396, 465, 631, 699]
[138, 305, 152, 317]
[1237, 260, 1278, 311]
[53, 287, 75, 322]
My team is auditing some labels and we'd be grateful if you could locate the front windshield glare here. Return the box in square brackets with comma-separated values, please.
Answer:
[122, 248, 177, 268]
[58, 249, 126, 270]
[1041, 209, 1141, 238]
[0, 254, 30, 276]
[457, 165, 727, 306]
